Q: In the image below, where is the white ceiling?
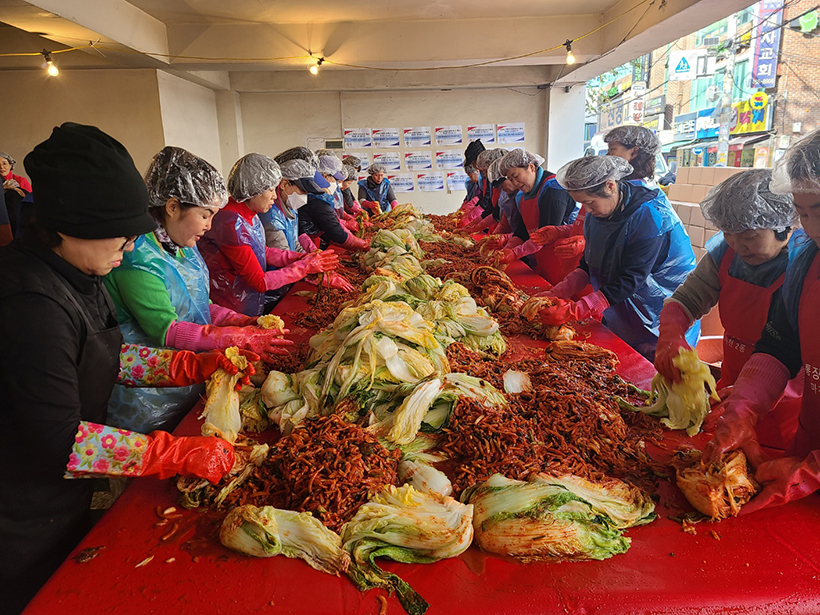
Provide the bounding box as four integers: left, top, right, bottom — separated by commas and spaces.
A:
126, 0, 618, 25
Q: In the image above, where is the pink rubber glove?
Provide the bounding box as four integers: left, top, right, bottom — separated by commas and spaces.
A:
529, 225, 569, 247
264, 251, 339, 291
390, 200, 399, 209
209, 303, 258, 327
314, 272, 355, 292
265, 247, 303, 267
546, 268, 590, 299
554, 236, 585, 260
464, 214, 494, 234
340, 233, 370, 251
740, 452, 820, 515
298, 233, 318, 253
361, 201, 382, 216
164, 322, 293, 363
704, 354, 791, 466
535, 291, 609, 325
654, 301, 693, 383
349, 201, 363, 214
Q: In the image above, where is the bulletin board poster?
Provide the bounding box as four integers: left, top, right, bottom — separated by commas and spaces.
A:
372, 128, 400, 148
345, 152, 370, 170
372, 151, 402, 171
405, 151, 433, 171
417, 172, 445, 192
447, 171, 470, 191
344, 128, 372, 148
388, 173, 415, 193
497, 123, 526, 144
403, 126, 432, 147
435, 125, 463, 146
467, 124, 496, 143
436, 150, 464, 170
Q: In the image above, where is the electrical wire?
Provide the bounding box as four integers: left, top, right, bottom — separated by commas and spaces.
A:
0, 43, 93, 58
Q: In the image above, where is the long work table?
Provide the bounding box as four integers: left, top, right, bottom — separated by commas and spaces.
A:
24, 260, 820, 615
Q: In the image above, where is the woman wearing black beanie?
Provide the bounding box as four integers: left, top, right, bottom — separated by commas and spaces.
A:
0, 123, 247, 614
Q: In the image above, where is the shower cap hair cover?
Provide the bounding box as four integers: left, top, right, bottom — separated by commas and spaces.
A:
144, 146, 228, 209
701, 169, 797, 233
227, 153, 282, 201
555, 155, 633, 192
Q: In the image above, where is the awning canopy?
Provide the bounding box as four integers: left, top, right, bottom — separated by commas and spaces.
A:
661, 139, 696, 153
728, 134, 770, 151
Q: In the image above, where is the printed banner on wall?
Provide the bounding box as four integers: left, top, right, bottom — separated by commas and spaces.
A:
435, 125, 463, 146
497, 123, 525, 144
345, 152, 370, 170
372, 128, 400, 148
446, 171, 470, 191
403, 126, 432, 147
753, 0, 785, 89
730, 94, 773, 135
405, 151, 433, 171
435, 150, 463, 170
417, 172, 445, 192
467, 124, 495, 143
388, 173, 415, 193
372, 151, 402, 171
344, 128, 372, 148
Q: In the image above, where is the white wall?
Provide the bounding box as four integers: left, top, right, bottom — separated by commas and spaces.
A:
546, 85, 587, 171
156, 71, 223, 173
240, 87, 549, 215
0, 68, 165, 177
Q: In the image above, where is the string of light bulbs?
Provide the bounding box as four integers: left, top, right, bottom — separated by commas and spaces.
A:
2, 0, 655, 77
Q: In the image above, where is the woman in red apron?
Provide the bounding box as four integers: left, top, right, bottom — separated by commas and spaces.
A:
492, 149, 578, 285
705, 129, 820, 513
655, 169, 802, 451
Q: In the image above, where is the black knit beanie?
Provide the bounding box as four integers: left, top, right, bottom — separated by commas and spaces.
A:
24, 122, 156, 239
463, 139, 486, 167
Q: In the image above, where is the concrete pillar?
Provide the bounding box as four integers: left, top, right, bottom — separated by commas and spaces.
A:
215, 90, 244, 176
547, 85, 587, 171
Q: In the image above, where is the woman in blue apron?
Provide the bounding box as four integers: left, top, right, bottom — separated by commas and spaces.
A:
527, 155, 699, 360
200, 153, 341, 316
358, 163, 397, 214
105, 147, 292, 433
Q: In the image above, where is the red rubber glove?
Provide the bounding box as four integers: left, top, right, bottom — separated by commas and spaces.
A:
535, 291, 609, 325
340, 233, 370, 251
529, 225, 566, 247
302, 250, 340, 274
654, 301, 693, 384
194, 325, 292, 363
494, 248, 516, 266
361, 200, 381, 216
553, 236, 585, 260
479, 234, 512, 252
324, 272, 355, 292
140, 431, 235, 483
548, 268, 590, 299
704, 354, 791, 466
740, 452, 820, 515
342, 217, 360, 233
167, 348, 259, 389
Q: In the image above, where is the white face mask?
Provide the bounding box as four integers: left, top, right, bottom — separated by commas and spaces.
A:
287, 191, 308, 210
326, 180, 338, 193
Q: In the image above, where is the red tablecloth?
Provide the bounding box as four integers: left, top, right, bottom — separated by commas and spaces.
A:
24, 261, 820, 615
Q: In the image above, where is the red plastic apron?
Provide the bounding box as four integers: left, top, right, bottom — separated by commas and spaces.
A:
790, 251, 820, 457
519, 175, 576, 286
716, 246, 801, 450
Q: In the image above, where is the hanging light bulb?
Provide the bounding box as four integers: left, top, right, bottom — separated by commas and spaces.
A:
564, 40, 576, 65
309, 57, 324, 75
42, 50, 59, 76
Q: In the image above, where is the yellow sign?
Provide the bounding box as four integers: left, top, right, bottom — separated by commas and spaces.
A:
750, 91, 768, 110
730, 96, 771, 135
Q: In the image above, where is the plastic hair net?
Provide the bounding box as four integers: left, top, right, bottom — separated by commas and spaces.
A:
317, 153, 344, 176
604, 125, 661, 157
771, 129, 820, 194
343, 165, 358, 181
314, 148, 337, 158
227, 153, 282, 202
368, 163, 387, 175
278, 158, 317, 182
343, 155, 362, 170
499, 149, 545, 175
275, 146, 319, 168
701, 169, 796, 233
476, 148, 508, 170
144, 146, 228, 210
556, 155, 633, 192
487, 159, 506, 183
0, 151, 16, 168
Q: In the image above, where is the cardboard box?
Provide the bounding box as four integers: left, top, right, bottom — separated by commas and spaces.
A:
676, 167, 690, 185
689, 184, 711, 204
698, 167, 716, 187
668, 183, 692, 203
687, 225, 705, 248
687, 167, 703, 186
705, 228, 719, 244
689, 204, 707, 227
694, 246, 707, 262
676, 201, 695, 224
